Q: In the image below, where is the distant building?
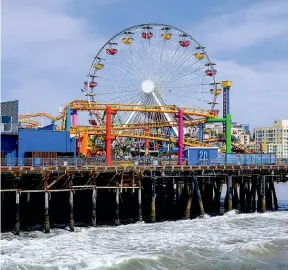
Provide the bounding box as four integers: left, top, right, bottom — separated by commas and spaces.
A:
0, 100, 19, 133
254, 120, 288, 158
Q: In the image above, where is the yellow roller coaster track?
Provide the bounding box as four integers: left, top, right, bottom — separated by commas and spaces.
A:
79, 131, 213, 148
70, 119, 206, 133
19, 100, 218, 120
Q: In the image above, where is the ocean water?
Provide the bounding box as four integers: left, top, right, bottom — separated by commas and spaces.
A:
1, 184, 288, 270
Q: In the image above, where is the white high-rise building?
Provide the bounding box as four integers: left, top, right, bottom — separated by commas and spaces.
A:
254, 120, 288, 158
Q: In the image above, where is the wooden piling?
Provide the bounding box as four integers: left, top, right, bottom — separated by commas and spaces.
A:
91, 187, 97, 227
214, 179, 222, 213
173, 179, 177, 205
138, 177, 142, 221
184, 179, 194, 219
69, 190, 74, 232
115, 185, 120, 226
232, 181, 239, 209
151, 175, 156, 223
251, 180, 257, 212
239, 178, 245, 212
261, 176, 266, 213
27, 192, 30, 203
15, 191, 20, 235
44, 191, 50, 233
245, 181, 251, 213
271, 180, 278, 210
227, 175, 233, 211
193, 176, 204, 217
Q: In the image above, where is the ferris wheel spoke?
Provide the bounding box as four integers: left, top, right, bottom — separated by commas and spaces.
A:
112, 48, 145, 81
118, 44, 148, 81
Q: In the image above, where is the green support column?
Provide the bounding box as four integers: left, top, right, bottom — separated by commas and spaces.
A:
226, 114, 232, 154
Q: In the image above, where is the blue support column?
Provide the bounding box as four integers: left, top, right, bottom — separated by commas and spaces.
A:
199, 123, 204, 142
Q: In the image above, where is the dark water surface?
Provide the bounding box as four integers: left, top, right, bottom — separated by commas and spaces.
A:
1, 184, 288, 270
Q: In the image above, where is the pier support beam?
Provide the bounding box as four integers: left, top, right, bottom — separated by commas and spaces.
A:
44, 191, 50, 233
184, 178, 194, 219
91, 187, 97, 227
69, 190, 74, 232
194, 175, 204, 217
271, 180, 278, 210
15, 191, 20, 235
227, 175, 233, 211
151, 174, 156, 223
261, 176, 266, 213
115, 185, 120, 226
138, 177, 142, 222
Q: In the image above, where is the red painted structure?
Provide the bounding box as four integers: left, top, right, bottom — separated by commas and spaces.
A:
105, 106, 116, 165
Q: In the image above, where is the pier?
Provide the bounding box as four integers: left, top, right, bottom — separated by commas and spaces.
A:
1, 157, 287, 235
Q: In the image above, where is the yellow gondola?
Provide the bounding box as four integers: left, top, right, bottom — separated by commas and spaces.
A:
194, 53, 206, 60
210, 89, 222, 95
122, 37, 134, 45
161, 33, 172, 40
93, 63, 104, 70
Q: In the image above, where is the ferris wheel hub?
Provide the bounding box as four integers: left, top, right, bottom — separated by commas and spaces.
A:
141, 79, 155, 93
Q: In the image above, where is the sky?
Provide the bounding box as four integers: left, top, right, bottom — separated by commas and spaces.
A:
2, 0, 288, 129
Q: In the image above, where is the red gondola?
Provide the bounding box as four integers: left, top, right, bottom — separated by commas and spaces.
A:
179, 40, 191, 47
106, 48, 118, 55
89, 82, 98, 88
89, 120, 97, 125
205, 69, 217, 76
141, 32, 153, 39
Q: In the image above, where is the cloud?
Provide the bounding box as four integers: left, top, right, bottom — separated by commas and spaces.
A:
190, 0, 288, 128
2, 0, 104, 118
194, 0, 288, 52
215, 59, 287, 128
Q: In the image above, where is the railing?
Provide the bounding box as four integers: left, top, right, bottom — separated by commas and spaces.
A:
0, 157, 180, 167
1, 157, 288, 167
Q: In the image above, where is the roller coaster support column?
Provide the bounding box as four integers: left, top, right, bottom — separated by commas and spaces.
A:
199, 122, 204, 142
65, 106, 71, 131
71, 110, 78, 127
226, 113, 232, 154
106, 106, 116, 166
206, 113, 232, 154
178, 109, 184, 165
145, 128, 149, 156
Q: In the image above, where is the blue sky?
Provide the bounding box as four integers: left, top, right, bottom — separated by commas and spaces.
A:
2, 0, 288, 128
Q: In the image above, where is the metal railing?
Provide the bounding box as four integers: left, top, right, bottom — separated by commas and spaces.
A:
0, 157, 180, 167
1, 157, 288, 167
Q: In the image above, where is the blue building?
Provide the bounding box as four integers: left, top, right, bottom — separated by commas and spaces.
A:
1, 100, 76, 164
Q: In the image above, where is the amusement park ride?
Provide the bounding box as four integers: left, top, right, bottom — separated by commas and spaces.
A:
18, 24, 255, 164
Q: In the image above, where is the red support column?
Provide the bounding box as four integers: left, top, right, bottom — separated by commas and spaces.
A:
106, 106, 113, 166
145, 127, 149, 156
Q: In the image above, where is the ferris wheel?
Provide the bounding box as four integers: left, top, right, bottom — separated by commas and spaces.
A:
83, 24, 220, 136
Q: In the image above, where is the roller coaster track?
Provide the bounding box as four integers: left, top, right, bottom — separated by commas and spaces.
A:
19, 100, 217, 120
18, 120, 40, 128
78, 131, 213, 148
70, 120, 205, 133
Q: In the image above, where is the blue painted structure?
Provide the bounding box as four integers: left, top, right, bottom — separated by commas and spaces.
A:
184, 147, 219, 165
18, 129, 76, 158
1, 134, 18, 159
